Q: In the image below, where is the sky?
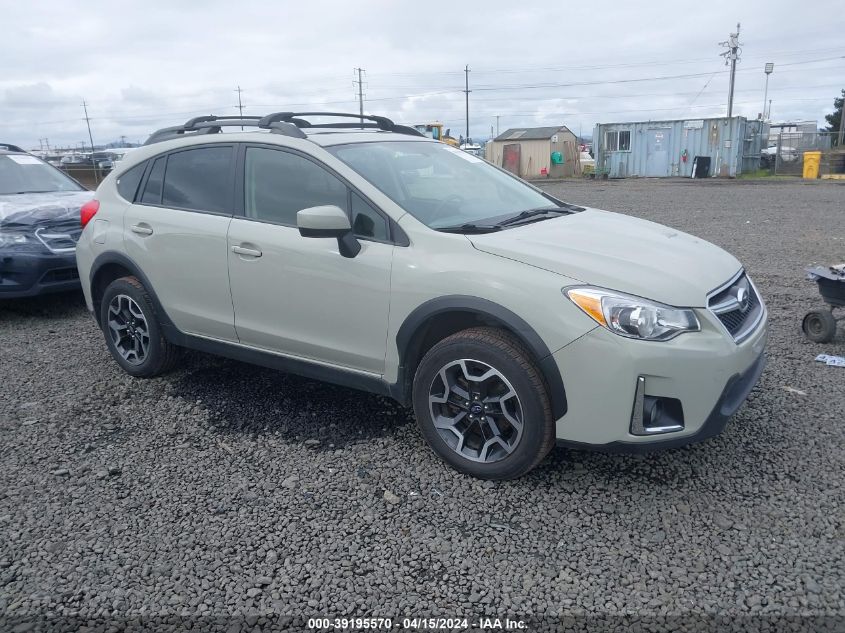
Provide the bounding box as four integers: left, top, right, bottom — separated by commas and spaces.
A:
1, 0, 843, 150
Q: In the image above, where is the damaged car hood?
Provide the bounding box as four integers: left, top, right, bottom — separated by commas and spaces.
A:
0, 191, 94, 227
467, 208, 741, 307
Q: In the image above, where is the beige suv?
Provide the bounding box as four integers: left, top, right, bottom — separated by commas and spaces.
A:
75, 112, 767, 479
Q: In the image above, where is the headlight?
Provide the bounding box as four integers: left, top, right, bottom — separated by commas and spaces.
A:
564, 286, 700, 341
0, 232, 30, 248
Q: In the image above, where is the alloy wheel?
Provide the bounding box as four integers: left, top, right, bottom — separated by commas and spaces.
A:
428, 358, 524, 463
107, 294, 150, 366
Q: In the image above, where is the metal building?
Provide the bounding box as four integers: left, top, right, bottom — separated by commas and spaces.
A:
485, 126, 580, 178
593, 116, 767, 178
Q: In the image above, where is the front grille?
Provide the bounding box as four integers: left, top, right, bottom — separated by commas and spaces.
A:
35, 219, 82, 254
708, 272, 764, 343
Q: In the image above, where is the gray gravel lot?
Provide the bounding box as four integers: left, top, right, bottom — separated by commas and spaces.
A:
1, 179, 844, 631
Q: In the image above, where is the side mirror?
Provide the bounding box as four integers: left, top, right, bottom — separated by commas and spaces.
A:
297, 205, 361, 258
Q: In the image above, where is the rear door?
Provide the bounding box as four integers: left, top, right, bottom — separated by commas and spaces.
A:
124, 144, 237, 341
226, 145, 394, 374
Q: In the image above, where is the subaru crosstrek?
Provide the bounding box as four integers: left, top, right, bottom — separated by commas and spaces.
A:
1, 144, 92, 298
75, 112, 767, 479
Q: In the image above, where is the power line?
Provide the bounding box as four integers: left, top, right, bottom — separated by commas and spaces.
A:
363, 45, 845, 78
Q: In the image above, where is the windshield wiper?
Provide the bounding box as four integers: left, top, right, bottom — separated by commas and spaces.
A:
435, 223, 503, 234
496, 206, 571, 227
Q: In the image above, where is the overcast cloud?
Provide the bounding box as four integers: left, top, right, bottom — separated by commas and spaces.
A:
1, 0, 843, 149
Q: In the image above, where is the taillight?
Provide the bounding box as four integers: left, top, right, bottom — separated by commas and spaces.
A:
80, 199, 99, 228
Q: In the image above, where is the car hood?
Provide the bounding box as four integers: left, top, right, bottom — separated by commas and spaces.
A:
0, 191, 93, 227
467, 208, 741, 307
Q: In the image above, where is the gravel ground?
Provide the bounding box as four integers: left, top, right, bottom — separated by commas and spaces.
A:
1, 179, 843, 632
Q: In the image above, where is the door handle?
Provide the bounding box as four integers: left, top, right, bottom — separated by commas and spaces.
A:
231, 244, 262, 258
131, 223, 153, 236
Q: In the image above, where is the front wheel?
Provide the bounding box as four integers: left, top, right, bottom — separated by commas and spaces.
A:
412, 327, 556, 480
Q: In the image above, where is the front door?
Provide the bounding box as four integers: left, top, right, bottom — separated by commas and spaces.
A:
645, 129, 671, 177
124, 145, 237, 341
227, 146, 393, 374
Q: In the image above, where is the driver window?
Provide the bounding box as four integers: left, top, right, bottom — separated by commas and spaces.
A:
245, 147, 347, 225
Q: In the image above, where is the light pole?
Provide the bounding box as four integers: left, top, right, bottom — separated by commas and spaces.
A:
762, 63, 773, 120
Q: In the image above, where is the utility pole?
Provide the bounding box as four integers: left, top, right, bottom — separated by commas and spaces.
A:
81, 100, 99, 184
354, 68, 365, 128
120, 135, 127, 147
719, 23, 742, 118
235, 85, 245, 129
464, 65, 471, 146
838, 101, 845, 147
495, 115, 500, 137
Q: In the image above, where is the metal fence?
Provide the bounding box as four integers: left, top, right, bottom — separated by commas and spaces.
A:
763, 131, 843, 176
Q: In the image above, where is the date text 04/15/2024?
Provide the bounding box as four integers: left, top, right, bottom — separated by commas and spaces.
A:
306, 617, 528, 630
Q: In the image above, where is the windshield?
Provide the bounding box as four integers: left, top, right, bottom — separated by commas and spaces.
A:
328, 141, 561, 229
0, 154, 84, 195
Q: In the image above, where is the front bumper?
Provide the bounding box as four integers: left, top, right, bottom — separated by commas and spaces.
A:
0, 250, 80, 299
552, 305, 768, 451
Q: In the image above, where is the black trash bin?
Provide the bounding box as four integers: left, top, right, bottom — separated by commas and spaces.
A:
691, 156, 711, 179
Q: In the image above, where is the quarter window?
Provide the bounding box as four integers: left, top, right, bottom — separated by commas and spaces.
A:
140, 157, 165, 205
244, 147, 347, 225
116, 161, 147, 202
162, 147, 233, 213
351, 192, 389, 241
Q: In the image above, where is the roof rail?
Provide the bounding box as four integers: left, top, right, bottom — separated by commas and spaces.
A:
144, 111, 424, 145
0, 143, 25, 152
258, 112, 424, 137
144, 115, 306, 145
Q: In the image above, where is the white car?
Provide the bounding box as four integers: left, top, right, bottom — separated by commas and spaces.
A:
761, 146, 799, 162
75, 112, 767, 479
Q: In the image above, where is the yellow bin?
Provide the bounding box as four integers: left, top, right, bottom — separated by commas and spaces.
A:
803, 151, 822, 179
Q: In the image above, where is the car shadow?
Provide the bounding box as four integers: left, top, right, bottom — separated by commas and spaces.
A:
171, 353, 415, 449
0, 290, 86, 322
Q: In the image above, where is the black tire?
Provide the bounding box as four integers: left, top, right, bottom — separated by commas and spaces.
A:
802, 310, 837, 343
412, 327, 556, 480
99, 276, 181, 377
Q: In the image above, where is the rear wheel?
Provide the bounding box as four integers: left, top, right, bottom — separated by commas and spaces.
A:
802, 309, 837, 343
412, 327, 556, 480
100, 276, 181, 377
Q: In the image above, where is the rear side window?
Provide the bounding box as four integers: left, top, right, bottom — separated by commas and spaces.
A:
162, 146, 233, 213
244, 147, 347, 225
140, 157, 165, 205
116, 161, 146, 202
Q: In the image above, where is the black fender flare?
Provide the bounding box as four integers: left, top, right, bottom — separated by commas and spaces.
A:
393, 295, 567, 419
88, 251, 176, 333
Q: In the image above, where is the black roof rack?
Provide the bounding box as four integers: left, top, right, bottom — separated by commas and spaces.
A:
0, 143, 25, 153
144, 115, 306, 145
144, 111, 424, 145
258, 112, 424, 137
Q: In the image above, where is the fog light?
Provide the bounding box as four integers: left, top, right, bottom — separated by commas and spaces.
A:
631, 377, 685, 435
